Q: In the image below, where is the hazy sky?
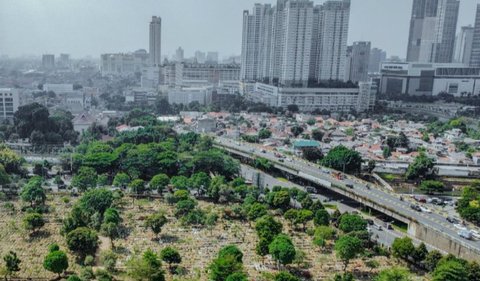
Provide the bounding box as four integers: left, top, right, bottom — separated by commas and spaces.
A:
0, 0, 478, 59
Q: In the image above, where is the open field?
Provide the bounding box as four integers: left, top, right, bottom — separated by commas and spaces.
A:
0, 194, 418, 281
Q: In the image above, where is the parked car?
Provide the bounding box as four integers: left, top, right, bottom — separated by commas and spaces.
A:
470, 230, 480, 240
346, 184, 354, 189
372, 224, 383, 231
366, 219, 374, 225
305, 186, 317, 194
419, 206, 432, 213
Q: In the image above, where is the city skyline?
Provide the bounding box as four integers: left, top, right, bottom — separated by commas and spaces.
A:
0, 0, 478, 59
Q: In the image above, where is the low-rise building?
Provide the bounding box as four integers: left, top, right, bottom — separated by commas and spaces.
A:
101, 50, 149, 77
168, 87, 212, 106
0, 88, 19, 120
380, 62, 480, 97
246, 82, 376, 112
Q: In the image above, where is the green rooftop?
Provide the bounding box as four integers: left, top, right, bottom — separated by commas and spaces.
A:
293, 140, 320, 149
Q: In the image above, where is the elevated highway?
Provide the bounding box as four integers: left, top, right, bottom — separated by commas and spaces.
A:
214, 138, 480, 261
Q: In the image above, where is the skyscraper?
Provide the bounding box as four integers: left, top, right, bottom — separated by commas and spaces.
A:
195, 51, 206, 63
149, 16, 162, 66
206, 52, 219, 64
454, 26, 474, 64
311, 0, 351, 81
470, 5, 480, 67
345, 41, 371, 83
240, 0, 350, 86
175, 47, 184, 62
42, 54, 55, 69
406, 0, 459, 63
369, 48, 387, 73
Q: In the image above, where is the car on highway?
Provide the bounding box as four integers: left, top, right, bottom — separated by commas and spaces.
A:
419, 206, 432, 213
346, 184, 354, 189
454, 223, 468, 231
366, 219, 374, 225
471, 230, 480, 240
372, 224, 383, 231
261, 149, 266, 153
305, 186, 317, 194
458, 229, 473, 240
446, 216, 460, 224
410, 204, 422, 212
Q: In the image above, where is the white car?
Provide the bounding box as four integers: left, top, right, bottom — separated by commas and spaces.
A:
470, 230, 480, 239
419, 206, 432, 213
454, 224, 468, 231
458, 229, 473, 240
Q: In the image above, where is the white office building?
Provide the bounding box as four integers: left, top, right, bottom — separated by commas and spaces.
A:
380, 62, 480, 97
161, 62, 240, 90
0, 88, 19, 120
149, 16, 162, 66
100, 50, 149, 76
141, 66, 161, 88
246, 81, 375, 112
168, 87, 212, 106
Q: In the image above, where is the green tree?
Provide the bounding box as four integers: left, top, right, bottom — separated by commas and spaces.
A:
405, 152, 435, 180
275, 271, 300, 281
160, 247, 181, 271
0, 164, 11, 186
301, 147, 323, 162
3, 251, 20, 279
269, 234, 296, 267
294, 209, 313, 230
311, 129, 324, 141
145, 213, 168, 239
101, 222, 120, 248
20, 176, 46, 207
258, 129, 272, 139
175, 199, 197, 217
313, 226, 336, 247
66, 227, 99, 258
255, 215, 283, 242
433, 260, 469, 281
112, 172, 130, 189
23, 212, 45, 235
103, 208, 121, 225
321, 145, 362, 174
149, 174, 170, 194
420, 180, 444, 194
383, 147, 392, 159
412, 242, 428, 264
43, 250, 69, 277
338, 214, 367, 233
424, 250, 443, 272
72, 167, 98, 192
374, 267, 412, 281
287, 104, 299, 113
314, 209, 330, 226
226, 272, 248, 281
291, 126, 304, 137
335, 235, 363, 272
126, 249, 165, 281
268, 190, 291, 210
247, 203, 268, 221
218, 245, 243, 263
129, 179, 146, 195
170, 176, 190, 190
392, 237, 415, 261
209, 255, 243, 281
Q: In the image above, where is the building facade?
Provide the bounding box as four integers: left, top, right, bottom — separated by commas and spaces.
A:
0, 88, 19, 120
240, 0, 350, 85
345, 41, 371, 82
406, 0, 459, 63
167, 87, 212, 106
100, 50, 149, 76
246, 81, 375, 112
161, 62, 240, 89
149, 16, 162, 66
42, 54, 55, 69
380, 62, 480, 97
369, 48, 387, 73
454, 26, 474, 64
175, 47, 184, 62
470, 5, 480, 67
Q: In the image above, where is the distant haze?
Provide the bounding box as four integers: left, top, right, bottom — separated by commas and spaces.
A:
0, 0, 478, 59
